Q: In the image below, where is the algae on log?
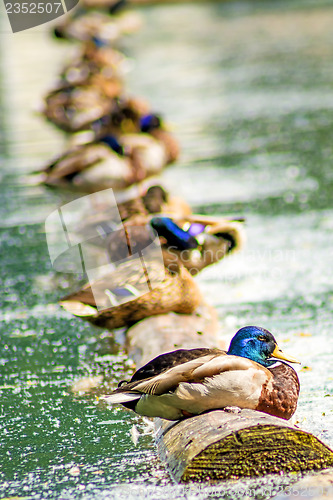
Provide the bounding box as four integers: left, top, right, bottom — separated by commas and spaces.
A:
126, 307, 333, 483
155, 409, 333, 483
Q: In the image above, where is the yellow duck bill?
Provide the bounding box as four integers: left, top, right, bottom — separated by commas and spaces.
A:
271, 344, 301, 364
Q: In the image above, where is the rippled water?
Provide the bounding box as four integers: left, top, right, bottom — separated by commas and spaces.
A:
1, 1, 333, 498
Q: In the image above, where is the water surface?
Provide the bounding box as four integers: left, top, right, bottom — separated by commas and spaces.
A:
1, 1, 333, 498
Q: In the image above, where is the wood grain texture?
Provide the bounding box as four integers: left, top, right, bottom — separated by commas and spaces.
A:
155, 409, 333, 483
124, 304, 333, 483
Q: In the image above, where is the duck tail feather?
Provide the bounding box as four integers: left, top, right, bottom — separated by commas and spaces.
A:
103, 392, 140, 404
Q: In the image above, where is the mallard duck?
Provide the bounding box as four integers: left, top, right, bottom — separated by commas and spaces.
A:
43, 76, 123, 133
104, 326, 300, 420
119, 131, 178, 176
53, 5, 142, 43
87, 112, 179, 160
145, 214, 245, 274
60, 261, 202, 330
64, 211, 243, 274
86, 112, 179, 164
58, 39, 127, 87
141, 185, 192, 218
41, 135, 135, 192
62, 96, 151, 140
40, 133, 171, 193
108, 184, 192, 222
136, 114, 180, 164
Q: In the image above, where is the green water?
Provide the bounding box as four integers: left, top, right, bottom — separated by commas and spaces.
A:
1, 1, 333, 498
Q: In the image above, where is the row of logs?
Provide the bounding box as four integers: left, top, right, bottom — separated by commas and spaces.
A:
37, 0, 333, 489
39, 0, 245, 353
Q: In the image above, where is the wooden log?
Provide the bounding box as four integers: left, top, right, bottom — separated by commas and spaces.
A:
155, 409, 333, 483
124, 305, 333, 483
125, 300, 222, 367
124, 310, 333, 483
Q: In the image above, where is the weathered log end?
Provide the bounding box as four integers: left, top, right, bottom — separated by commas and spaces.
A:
125, 301, 222, 367
155, 409, 333, 483
183, 425, 333, 482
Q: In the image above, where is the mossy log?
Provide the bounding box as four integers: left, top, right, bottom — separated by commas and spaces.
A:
155, 409, 333, 483
124, 305, 333, 483
125, 301, 222, 367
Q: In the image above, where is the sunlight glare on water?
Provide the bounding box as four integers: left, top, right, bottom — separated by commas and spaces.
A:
1, 0, 333, 498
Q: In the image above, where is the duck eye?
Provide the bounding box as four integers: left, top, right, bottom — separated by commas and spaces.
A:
257, 335, 267, 342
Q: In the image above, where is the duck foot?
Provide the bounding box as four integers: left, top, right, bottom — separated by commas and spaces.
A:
223, 406, 241, 414
181, 410, 195, 418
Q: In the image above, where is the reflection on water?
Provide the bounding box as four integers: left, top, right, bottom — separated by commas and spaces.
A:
1, 0, 333, 498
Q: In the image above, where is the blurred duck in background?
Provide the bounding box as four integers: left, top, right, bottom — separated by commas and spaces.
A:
52, 0, 142, 43
58, 210, 244, 330
59, 183, 192, 224
58, 38, 129, 87
116, 213, 245, 274
39, 127, 178, 192
42, 76, 125, 133
62, 209, 245, 278
59, 258, 203, 330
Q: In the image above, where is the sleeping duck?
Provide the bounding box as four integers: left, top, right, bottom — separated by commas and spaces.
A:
86, 96, 152, 138
43, 76, 123, 133
40, 134, 172, 193
137, 114, 180, 164
138, 214, 245, 274
91, 184, 192, 223
104, 326, 300, 420
87, 112, 179, 160
88, 112, 180, 164
59, 260, 202, 330
62, 211, 244, 274
53, 5, 142, 43
42, 37, 127, 127
41, 135, 136, 192
58, 39, 127, 88
43, 89, 150, 136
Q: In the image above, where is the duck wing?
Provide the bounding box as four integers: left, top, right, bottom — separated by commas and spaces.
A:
132, 354, 272, 396
45, 144, 110, 180
131, 347, 224, 382
109, 348, 228, 399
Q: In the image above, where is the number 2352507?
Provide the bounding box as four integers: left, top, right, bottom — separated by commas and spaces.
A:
5, 2, 63, 14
